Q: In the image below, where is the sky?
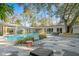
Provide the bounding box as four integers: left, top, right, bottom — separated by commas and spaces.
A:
8, 3, 60, 26
10, 3, 23, 14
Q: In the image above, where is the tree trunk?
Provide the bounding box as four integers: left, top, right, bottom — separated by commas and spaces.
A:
64, 21, 73, 33
66, 25, 73, 33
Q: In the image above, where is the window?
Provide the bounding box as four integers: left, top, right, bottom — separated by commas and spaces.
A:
57, 28, 62, 33
60, 28, 62, 33
47, 28, 52, 33
51, 28, 53, 32
57, 28, 59, 33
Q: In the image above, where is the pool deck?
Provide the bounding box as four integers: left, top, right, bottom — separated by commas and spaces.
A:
0, 39, 39, 56
42, 35, 79, 56
0, 35, 79, 56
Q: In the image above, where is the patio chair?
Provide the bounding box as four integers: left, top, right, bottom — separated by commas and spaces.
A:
33, 33, 43, 47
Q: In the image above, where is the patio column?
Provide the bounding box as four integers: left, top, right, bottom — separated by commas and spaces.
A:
25, 29, 27, 33
45, 28, 47, 34
14, 26, 17, 35
42, 28, 45, 32
28, 28, 30, 33
27, 29, 28, 33
22, 29, 26, 34
3, 25, 8, 35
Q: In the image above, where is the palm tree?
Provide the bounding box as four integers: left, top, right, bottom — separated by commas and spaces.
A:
0, 3, 14, 35
0, 3, 14, 22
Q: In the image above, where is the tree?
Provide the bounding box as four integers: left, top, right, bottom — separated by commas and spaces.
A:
30, 16, 37, 27
3, 17, 10, 23
39, 17, 46, 27
74, 17, 79, 25
14, 19, 21, 25
56, 3, 79, 33
0, 3, 14, 23
0, 3, 14, 35
18, 4, 33, 27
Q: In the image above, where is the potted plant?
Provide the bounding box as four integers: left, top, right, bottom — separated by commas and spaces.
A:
25, 37, 34, 48
15, 37, 34, 47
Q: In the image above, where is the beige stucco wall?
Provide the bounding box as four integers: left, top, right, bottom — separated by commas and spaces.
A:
45, 25, 66, 33
73, 25, 79, 33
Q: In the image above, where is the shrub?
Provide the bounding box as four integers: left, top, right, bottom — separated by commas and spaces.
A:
39, 32, 47, 39
15, 37, 34, 45
15, 39, 26, 44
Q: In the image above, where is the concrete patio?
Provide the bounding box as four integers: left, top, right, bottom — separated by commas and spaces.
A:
0, 35, 79, 56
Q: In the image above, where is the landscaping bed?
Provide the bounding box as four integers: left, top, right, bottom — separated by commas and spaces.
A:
15, 33, 47, 46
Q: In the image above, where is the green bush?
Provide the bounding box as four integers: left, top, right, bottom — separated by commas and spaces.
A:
15, 39, 26, 44
15, 37, 34, 45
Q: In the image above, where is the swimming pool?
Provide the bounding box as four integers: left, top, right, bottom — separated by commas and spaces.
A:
5, 33, 38, 41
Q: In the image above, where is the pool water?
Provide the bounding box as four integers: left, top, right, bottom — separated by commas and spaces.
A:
5, 33, 38, 41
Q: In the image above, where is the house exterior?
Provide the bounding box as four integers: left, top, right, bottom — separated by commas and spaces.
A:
0, 23, 79, 36
28, 25, 79, 34
28, 25, 66, 34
